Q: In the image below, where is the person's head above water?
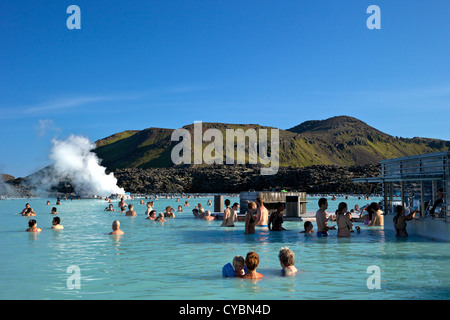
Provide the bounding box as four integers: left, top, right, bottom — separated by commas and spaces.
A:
232, 255, 245, 275
303, 221, 313, 231
336, 202, 348, 215
112, 220, 120, 230
318, 198, 328, 210
245, 252, 260, 271
278, 247, 295, 267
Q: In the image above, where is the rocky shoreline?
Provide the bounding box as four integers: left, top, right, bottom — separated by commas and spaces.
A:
113, 164, 381, 194
2, 164, 381, 196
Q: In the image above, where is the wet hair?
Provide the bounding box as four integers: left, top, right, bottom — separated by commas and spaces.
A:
366, 203, 375, 220
149, 210, 156, 216
335, 202, 348, 215
278, 247, 295, 267
224, 199, 231, 206
232, 202, 239, 208
52, 207, 57, 212
26, 208, 32, 213
395, 205, 404, 215
318, 198, 327, 208
128, 204, 134, 209
53, 216, 61, 224
245, 252, 259, 271
370, 202, 380, 211
28, 219, 36, 227
304, 221, 312, 230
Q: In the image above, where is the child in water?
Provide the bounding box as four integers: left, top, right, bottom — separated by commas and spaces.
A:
222, 255, 246, 278
299, 221, 315, 234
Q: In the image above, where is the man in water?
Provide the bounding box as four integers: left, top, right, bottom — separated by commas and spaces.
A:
118, 198, 127, 209
202, 210, 215, 221
255, 197, 268, 227
109, 220, 124, 235
125, 204, 137, 216
315, 198, 336, 236
51, 216, 64, 230
104, 204, 115, 212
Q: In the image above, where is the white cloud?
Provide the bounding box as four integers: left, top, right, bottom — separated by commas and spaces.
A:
34, 119, 61, 137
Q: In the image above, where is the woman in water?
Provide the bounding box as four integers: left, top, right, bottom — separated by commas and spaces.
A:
165, 206, 175, 218
336, 202, 353, 237
393, 206, 417, 237
278, 247, 297, 276
244, 202, 258, 234
268, 202, 286, 231
368, 202, 384, 226
242, 252, 264, 280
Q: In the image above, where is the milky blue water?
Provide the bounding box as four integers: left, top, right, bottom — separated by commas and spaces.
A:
1, 195, 449, 300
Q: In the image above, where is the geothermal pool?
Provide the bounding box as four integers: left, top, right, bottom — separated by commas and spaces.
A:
1, 195, 450, 300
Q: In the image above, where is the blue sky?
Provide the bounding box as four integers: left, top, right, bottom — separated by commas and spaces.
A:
1, 0, 449, 177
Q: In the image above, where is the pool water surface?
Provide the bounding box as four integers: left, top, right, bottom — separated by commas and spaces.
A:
1, 196, 449, 300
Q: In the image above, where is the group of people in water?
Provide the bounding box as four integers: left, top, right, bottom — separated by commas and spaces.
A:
217, 196, 416, 238
20, 194, 417, 239
19, 202, 64, 232
222, 247, 298, 280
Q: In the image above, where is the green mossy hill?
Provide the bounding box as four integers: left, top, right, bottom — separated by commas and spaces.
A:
94, 116, 450, 171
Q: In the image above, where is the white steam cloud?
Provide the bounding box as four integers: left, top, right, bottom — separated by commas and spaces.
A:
48, 135, 125, 196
